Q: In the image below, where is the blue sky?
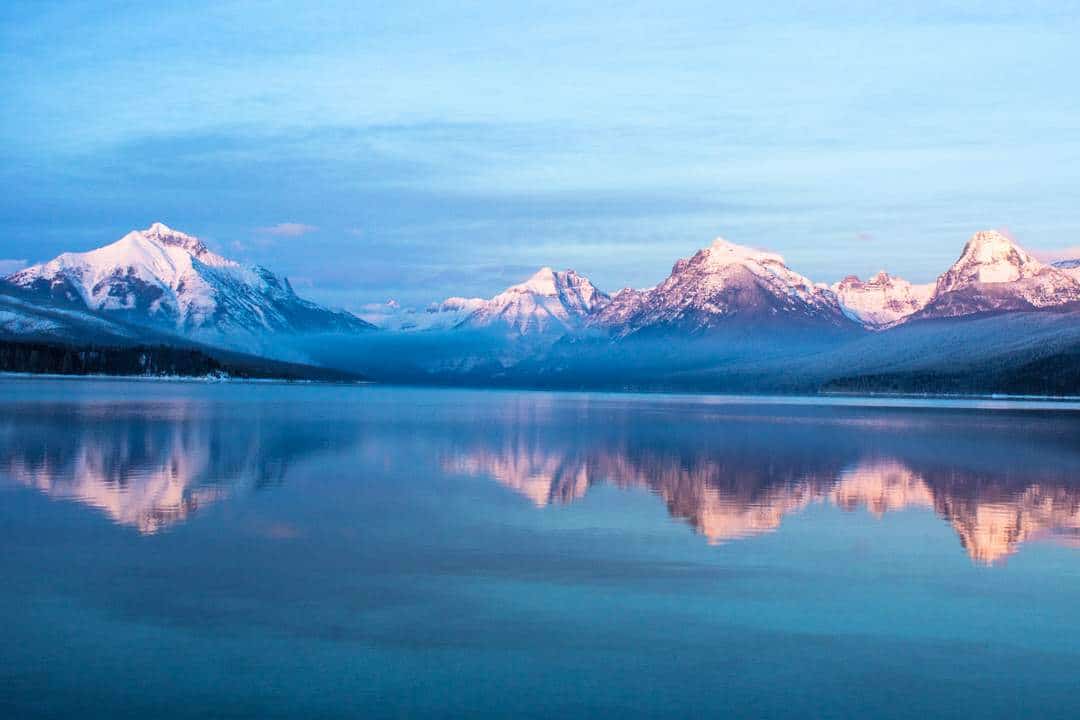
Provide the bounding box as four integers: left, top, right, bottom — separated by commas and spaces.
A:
3, 1, 1080, 309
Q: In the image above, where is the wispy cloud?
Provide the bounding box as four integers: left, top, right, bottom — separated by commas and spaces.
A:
256, 222, 319, 237
0, 259, 27, 275
1032, 246, 1080, 263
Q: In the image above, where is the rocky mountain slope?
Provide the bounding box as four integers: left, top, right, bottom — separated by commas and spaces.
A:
913, 230, 1080, 320
455, 267, 610, 335
591, 238, 857, 336
367, 230, 1080, 339
831, 272, 934, 328
2, 223, 374, 351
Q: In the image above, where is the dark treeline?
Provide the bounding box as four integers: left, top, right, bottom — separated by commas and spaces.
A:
0, 339, 364, 382
823, 345, 1080, 397
0, 340, 225, 376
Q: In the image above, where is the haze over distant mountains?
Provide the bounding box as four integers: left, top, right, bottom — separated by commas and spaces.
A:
3, 223, 1080, 394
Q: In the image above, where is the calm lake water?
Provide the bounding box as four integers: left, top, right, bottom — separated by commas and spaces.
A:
3, 378, 1080, 719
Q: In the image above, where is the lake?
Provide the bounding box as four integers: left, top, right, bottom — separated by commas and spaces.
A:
2, 378, 1080, 719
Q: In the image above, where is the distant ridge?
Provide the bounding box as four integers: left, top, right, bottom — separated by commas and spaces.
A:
370, 229, 1080, 335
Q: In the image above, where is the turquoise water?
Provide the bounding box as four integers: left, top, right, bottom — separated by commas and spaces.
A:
2, 378, 1080, 719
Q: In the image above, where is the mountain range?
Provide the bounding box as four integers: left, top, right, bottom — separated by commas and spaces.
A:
3, 223, 1080, 393
368, 228, 1080, 335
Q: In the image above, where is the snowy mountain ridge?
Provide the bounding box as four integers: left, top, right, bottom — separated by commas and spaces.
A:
368, 229, 1080, 338
831, 272, 935, 329
1, 223, 373, 351
458, 267, 610, 335
9, 226, 1080, 351
914, 230, 1080, 319
589, 237, 855, 336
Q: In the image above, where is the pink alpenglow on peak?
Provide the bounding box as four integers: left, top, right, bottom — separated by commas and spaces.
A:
915, 230, 1080, 319
456, 267, 611, 335
936, 230, 1045, 292
376, 267, 611, 335
2, 223, 373, 350
592, 236, 855, 336
831, 271, 934, 328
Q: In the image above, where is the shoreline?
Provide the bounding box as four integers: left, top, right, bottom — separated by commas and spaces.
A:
4, 371, 1079, 404
0, 371, 371, 387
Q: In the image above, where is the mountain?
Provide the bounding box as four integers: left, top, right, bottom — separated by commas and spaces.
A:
0, 291, 142, 345
361, 230, 1080, 345
361, 296, 489, 332
1, 223, 374, 351
365, 268, 609, 336
831, 272, 934, 328
592, 238, 857, 336
1054, 258, 1080, 282
448, 267, 609, 335
914, 230, 1080, 320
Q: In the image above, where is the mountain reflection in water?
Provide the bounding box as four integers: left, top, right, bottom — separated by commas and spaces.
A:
441, 401, 1080, 565
2, 384, 1079, 566
0, 398, 361, 533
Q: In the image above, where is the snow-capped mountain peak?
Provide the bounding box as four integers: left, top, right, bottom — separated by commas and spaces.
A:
702, 237, 786, 268
593, 236, 856, 335
516, 266, 561, 294
2, 223, 372, 349
366, 267, 610, 336
936, 230, 1044, 293
915, 230, 1080, 319
831, 271, 934, 328
141, 222, 214, 257
458, 267, 610, 335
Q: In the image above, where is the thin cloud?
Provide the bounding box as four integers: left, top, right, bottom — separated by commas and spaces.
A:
256, 222, 319, 237
0, 259, 27, 275
1032, 246, 1080, 263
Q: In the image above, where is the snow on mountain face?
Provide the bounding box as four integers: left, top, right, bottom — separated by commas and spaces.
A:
2, 223, 373, 347
916, 231, 1080, 319
426, 297, 488, 328
1053, 259, 1080, 282
591, 286, 650, 328
593, 238, 855, 336
831, 272, 934, 328
936, 230, 1044, 292
360, 296, 488, 331
455, 267, 610, 335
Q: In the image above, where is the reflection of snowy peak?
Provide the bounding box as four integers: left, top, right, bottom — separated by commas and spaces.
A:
0, 403, 360, 534
832, 272, 934, 328
446, 439, 1080, 564
2, 223, 373, 348
593, 238, 854, 335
